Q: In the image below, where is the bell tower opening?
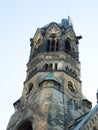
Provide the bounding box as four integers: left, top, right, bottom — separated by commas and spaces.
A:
46, 40, 50, 51
17, 121, 33, 130
65, 40, 71, 53
51, 38, 55, 51
46, 34, 59, 52
56, 39, 59, 51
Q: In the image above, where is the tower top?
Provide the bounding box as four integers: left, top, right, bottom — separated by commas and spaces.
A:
44, 16, 73, 29
29, 17, 82, 64
7, 17, 96, 130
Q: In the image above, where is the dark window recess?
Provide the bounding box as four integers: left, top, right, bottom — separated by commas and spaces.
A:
45, 64, 48, 70
56, 39, 59, 51
46, 40, 50, 51
46, 39, 59, 52
17, 121, 33, 130
50, 63, 53, 70
35, 67, 37, 70
45, 63, 53, 70
55, 63, 58, 70
51, 39, 55, 51
65, 40, 71, 52
27, 126, 32, 130
66, 66, 69, 71
93, 127, 97, 130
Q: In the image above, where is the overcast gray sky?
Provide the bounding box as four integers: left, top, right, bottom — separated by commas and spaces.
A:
0, 0, 98, 130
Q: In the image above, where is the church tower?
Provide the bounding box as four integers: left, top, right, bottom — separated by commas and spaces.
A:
7, 17, 93, 130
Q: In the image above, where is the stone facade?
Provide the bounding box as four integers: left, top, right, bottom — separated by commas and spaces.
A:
6, 17, 98, 130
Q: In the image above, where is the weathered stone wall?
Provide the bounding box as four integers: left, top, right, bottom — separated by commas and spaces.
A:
7, 19, 93, 130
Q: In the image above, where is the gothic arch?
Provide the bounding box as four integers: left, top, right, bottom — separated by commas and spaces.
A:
93, 126, 97, 130
65, 38, 72, 53
14, 118, 33, 130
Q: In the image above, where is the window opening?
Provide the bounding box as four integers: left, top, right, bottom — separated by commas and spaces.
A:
93, 127, 97, 130
45, 64, 48, 70
51, 39, 55, 51
55, 63, 58, 70
50, 63, 53, 70
56, 39, 59, 51
35, 67, 37, 70
46, 40, 50, 51
17, 121, 33, 130
65, 40, 71, 53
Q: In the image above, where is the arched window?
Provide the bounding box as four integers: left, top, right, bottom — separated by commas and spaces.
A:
46, 40, 50, 51
46, 38, 59, 52
56, 39, 59, 51
51, 39, 55, 51
45, 63, 53, 71
93, 126, 97, 130
65, 40, 71, 53
55, 63, 58, 70
17, 121, 33, 130
45, 64, 48, 70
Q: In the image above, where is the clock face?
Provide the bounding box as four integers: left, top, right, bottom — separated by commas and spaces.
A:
68, 81, 75, 93
67, 80, 81, 98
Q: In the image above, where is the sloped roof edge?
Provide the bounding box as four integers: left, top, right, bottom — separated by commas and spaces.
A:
74, 104, 98, 130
